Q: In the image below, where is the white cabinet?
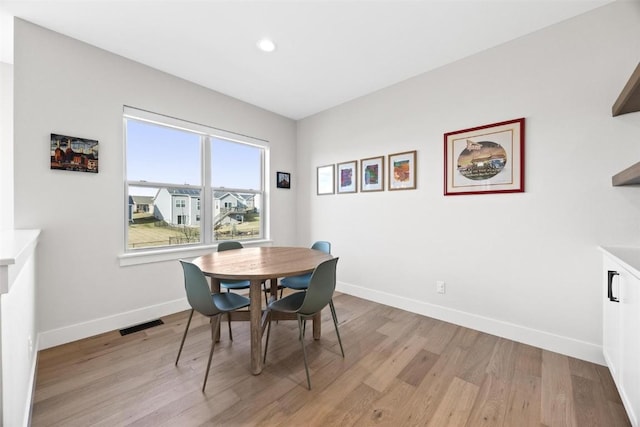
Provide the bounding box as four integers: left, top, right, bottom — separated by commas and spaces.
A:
602, 248, 640, 427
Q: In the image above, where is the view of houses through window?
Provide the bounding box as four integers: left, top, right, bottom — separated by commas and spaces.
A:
125, 108, 266, 250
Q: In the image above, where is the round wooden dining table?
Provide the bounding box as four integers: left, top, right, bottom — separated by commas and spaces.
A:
192, 246, 334, 374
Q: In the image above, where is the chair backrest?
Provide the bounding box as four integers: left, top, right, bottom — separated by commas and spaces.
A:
298, 257, 339, 315
311, 241, 331, 254
180, 260, 220, 316
218, 241, 243, 252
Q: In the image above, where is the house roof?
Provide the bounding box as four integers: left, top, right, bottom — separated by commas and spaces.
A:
164, 188, 201, 197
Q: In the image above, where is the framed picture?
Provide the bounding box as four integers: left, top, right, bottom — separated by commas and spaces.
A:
50, 133, 99, 173
360, 156, 385, 192
444, 118, 525, 196
337, 160, 357, 193
317, 164, 335, 195
388, 150, 417, 190
276, 171, 291, 188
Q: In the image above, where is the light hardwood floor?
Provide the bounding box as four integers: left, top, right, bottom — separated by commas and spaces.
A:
32, 293, 631, 426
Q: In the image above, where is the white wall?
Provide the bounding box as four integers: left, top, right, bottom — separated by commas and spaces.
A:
13, 19, 298, 348
296, 1, 640, 364
0, 61, 13, 231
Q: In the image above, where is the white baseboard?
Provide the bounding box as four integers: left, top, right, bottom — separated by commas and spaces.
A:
37, 298, 190, 350
337, 281, 605, 366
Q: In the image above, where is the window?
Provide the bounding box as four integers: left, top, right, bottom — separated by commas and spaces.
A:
124, 107, 267, 251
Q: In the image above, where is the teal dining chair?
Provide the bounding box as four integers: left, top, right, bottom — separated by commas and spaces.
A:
279, 241, 331, 296
217, 241, 271, 336
175, 260, 250, 392
217, 241, 252, 340
263, 257, 344, 390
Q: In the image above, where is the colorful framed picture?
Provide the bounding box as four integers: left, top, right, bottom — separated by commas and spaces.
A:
276, 171, 291, 189
50, 133, 99, 173
360, 156, 385, 192
337, 160, 357, 193
444, 118, 525, 196
317, 164, 335, 195
388, 150, 416, 190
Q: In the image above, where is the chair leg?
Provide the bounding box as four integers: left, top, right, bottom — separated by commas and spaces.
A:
329, 300, 345, 358
203, 314, 222, 393
175, 309, 194, 366
227, 311, 233, 341
263, 311, 272, 364
297, 315, 311, 390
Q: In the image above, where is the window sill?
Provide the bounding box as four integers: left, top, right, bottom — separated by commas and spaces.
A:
118, 239, 273, 267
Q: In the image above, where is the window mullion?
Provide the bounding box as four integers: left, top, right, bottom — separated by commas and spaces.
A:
202, 135, 213, 245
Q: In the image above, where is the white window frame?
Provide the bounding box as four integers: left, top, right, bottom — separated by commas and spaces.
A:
120, 106, 270, 266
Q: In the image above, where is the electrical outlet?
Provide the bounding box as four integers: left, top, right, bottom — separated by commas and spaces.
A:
27, 336, 33, 354
436, 280, 446, 294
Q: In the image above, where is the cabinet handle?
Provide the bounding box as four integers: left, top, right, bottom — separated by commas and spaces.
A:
608, 270, 620, 302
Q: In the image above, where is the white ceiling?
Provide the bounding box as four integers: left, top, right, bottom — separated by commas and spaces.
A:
0, 0, 613, 120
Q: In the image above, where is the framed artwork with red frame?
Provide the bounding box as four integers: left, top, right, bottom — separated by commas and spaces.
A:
444, 118, 524, 196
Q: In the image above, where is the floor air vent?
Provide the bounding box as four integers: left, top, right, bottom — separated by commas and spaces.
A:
119, 319, 164, 336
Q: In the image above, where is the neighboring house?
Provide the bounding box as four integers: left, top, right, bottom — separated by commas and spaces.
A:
151, 188, 256, 227
131, 196, 154, 214
213, 191, 257, 227
154, 188, 201, 226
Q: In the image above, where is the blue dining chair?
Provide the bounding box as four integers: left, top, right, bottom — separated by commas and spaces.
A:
279, 241, 331, 297
218, 241, 270, 338
263, 257, 344, 390
175, 260, 250, 392
217, 241, 252, 340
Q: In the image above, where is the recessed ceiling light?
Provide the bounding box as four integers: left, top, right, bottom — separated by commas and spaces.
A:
257, 38, 276, 53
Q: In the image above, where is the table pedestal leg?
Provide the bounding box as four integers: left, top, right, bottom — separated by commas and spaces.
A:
250, 279, 263, 375
313, 312, 321, 340
269, 277, 278, 302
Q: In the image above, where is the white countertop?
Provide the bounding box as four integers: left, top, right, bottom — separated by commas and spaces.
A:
600, 246, 640, 278
0, 229, 40, 265
0, 229, 41, 293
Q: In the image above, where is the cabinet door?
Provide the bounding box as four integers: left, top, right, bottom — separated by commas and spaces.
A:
620, 270, 640, 427
603, 254, 640, 427
603, 256, 622, 378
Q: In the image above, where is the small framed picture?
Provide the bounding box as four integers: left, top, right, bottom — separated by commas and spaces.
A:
276, 171, 291, 189
360, 156, 384, 192
337, 160, 357, 193
388, 150, 417, 190
50, 133, 99, 173
444, 118, 524, 196
317, 164, 335, 195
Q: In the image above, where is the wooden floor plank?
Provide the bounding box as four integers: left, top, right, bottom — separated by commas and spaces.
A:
396, 348, 440, 387
502, 343, 542, 427
352, 379, 415, 425
571, 374, 620, 427
31, 294, 631, 426
541, 350, 578, 427
427, 376, 479, 426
